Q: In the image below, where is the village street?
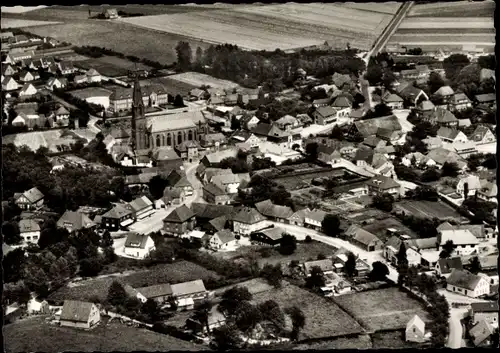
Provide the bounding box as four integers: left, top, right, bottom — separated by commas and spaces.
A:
184, 162, 205, 207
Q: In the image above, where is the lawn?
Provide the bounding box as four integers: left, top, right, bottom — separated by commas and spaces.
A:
4, 316, 206, 352
213, 278, 275, 297
251, 282, 365, 339
293, 334, 373, 350
72, 56, 153, 77
213, 240, 338, 267
394, 200, 464, 221
333, 287, 431, 332
371, 330, 427, 349
146, 76, 198, 97
48, 261, 220, 304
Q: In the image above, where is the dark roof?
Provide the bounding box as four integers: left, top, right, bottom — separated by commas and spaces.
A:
102, 204, 133, 219
315, 106, 337, 118
209, 215, 229, 231
475, 93, 496, 103
470, 302, 499, 313
190, 203, 235, 220
446, 269, 484, 290
57, 211, 95, 231
171, 280, 206, 297
203, 183, 227, 196
20, 187, 44, 203
60, 300, 94, 323
232, 207, 267, 224
137, 284, 172, 298
257, 227, 285, 241
255, 199, 293, 219
332, 95, 352, 108
437, 257, 463, 274
164, 205, 195, 223
354, 115, 401, 138
250, 123, 273, 137
124, 232, 151, 249
128, 196, 153, 213
163, 186, 184, 201
214, 229, 236, 244
432, 108, 458, 123
18, 219, 41, 233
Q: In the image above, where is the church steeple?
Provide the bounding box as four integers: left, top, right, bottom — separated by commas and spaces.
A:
130, 72, 145, 153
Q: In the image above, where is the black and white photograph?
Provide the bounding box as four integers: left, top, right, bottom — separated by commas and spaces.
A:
1, 1, 497, 351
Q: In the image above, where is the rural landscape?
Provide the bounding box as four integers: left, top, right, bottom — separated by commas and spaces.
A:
2, 1, 498, 352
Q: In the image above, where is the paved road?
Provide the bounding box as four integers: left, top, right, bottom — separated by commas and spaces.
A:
267, 221, 399, 283
184, 162, 205, 207
127, 208, 172, 234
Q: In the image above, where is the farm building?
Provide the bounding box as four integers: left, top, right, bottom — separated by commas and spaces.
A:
303, 259, 334, 277
209, 229, 238, 251
469, 320, 495, 347
136, 284, 172, 304
171, 280, 209, 311
365, 175, 401, 197
304, 209, 328, 231
435, 257, 463, 278
128, 195, 154, 220
57, 210, 96, 233
101, 204, 134, 231
255, 199, 294, 223
163, 205, 196, 236
232, 207, 268, 236
446, 269, 490, 298
348, 227, 383, 252
405, 315, 427, 343
123, 232, 155, 259
437, 229, 479, 256
59, 300, 101, 329
14, 187, 44, 210
250, 226, 285, 246
18, 219, 41, 245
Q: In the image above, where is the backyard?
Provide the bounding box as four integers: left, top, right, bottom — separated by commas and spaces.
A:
4, 316, 206, 352
333, 287, 432, 332
394, 200, 464, 222
2, 129, 88, 153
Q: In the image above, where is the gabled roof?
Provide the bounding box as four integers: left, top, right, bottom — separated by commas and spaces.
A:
352, 228, 381, 246
209, 215, 229, 231
363, 135, 385, 148
213, 229, 236, 244
255, 200, 294, 219
354, 146, 374, 163
315, 106, 337, 118
437, 126, 461, 140
437, 257, 463, 274
382, 92, 403, 103
137, 283, 172, 298
470, 320, 495, 346
366, 175, 400, 190
19, 187, 44, 203
86, 68, 100, 77
203, 182, 227, 196
450, 92, 471, 104
60, 300, 95, 323
205, 168, 233, 183
57, 211, 95, 230
433, 107, 458, 123
232, 207, 266, 224
190, 203, 235, 220
250, 123, 273, 137
405, 237, 437, 250
163, 186, 184, 201
469, 125, 493, 142
475, 93, 496, 103
446, 269, 484, 290
171, 279, 206, 297
398, 84, 424, 100
312, 97, 331, 105
305, 209, 327, 223
152, 147, 181, 161
18, 219, 40, 233
439, 229, 479, 246
406, 315, 425, 333
204, 148, 239, 164
433, 85, 454, 97
478, 255, 497, 270
124, 232, 151, 249
212, 173, 241, 185
164, 205, 195, 223
102, 203, 133, 219
257, 226, 285, 241
55, 105, 70, 116
470, 301, 499, 313
128, 196, 153, 213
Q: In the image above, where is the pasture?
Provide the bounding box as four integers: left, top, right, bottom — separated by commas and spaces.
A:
2, 129, 87, 153
333, 287, 431, 332
394, 200, 463, 221
251, 282, 365, 339
72, 56, 152, 77
1, 18, 60, 28
4, 316, 206, 352
117, 3, 395, 51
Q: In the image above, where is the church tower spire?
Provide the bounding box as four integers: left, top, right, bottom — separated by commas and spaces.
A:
130, 72, 146, 153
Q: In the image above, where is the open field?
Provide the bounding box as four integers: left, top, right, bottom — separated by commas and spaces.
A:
408, 0, 495, 17
252, 282, 364, 339
2, 129, 88, 153
48, 261, 220, 304
341, 2, 400, 15
4, 316, 206, 352
213, 278, 275, 297
71, 56, 153, 77
213, 240, 338, 267
1, 18, 60, 28
394, 200, 463, 221
117, 3, 395, 51
166, 72, 242, 91
333, 287, 431, 332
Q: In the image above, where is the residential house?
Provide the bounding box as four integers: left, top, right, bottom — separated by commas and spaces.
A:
255, 200, 294, 223
18, 219, 41, 245
59, 300, 101, 329
452, 141, 477, 159
401, 152, 436, 169
474, 93, 496, 108
211, 173, 249, 195
56, 210, 96, 233
104, 8, 119, 19
209, 229, 238, 250
186, 305, 226, 334
174, 141, 200, 163
250, 227, 284, 246
19, 83, 37, 97
312, 97, 331, 108
477, 180, 497, 204
27, 298, 50, 315
230, 131, 261, 147
123, 232, 155, 259
384, 235, 422, 267
54, 105, 70, 123
469, 320, 495, 347
433, 85, 455, 103
405, 315, 427, 343
136, 284, 172, 304
151, 147, 183, 170
415, 100, 436, 119
366, 175, 401, 197
382, 92, 404, 109
202, 183, 231, 205
171, 280, 209, 311
2, 64, 17, 76
275, 115, 302, 131
166, 170, 193, 196
436, 126, 468, 144
189, 88, 208, 101
435, 257, 463, 278
128, 196, 154, 220
109, 84, 168, 112
232, 207, 268, 235
2, 76, 20, 91
46, 77, 68, 91
396, 83, 429, 107
86, 68, 102, 83
14, 187, 44, 210
363, 135, 386, 150
448, 92, 472, 112
19, 70, 37, 82
58, 61, 77, 75
468, 125, 496, 145
101, 204, 134, 231
313, 106, 338, 125
239, 114, 260, 130
426, 107, 459, 128
317, 145, 342, 165
5, 50, 35, 64
303, 259, 334, 277
349, 227, 383, 252
331, 94, 353, 116
304, 209, 327, 231
456, 175, 482, 198
426, 147, 466, 170
446, 269, 490, 298
163, 186, 186, 206
438, 229, 479, 256
469, 302, 499, 326
349, 115, 402, 140
288, 208, 311, 227
224, 94, 238, 106
199, 133, 227, 151
203, 168, 233, 184
163, 205, 196, 236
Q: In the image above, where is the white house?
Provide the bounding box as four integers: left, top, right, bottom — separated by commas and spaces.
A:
86, 68, 102, 83
436, 126, 468, 144
18, 219, 41, 245
209, 229, 238, 251
123, 232, 156, 260
446, 269, 490, 298
232, 207, 269, 235
59, 300, 101, 329
405, 315, 427, 343
27, 297, 50, 315
19, 71, 36, 82
304, 209, 327, 231
401, 152, 436, 169
438, 229, 479, 256
46, 77, 68, 91
2, 76, 19, 91
456, 175, 482, 198
19, 83, 37, 97
468, 125, 496, 145
211, 173, 246, 194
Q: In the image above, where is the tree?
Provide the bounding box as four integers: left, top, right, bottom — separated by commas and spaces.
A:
192, 300, 213, 334
371, 193, 395, 212
468, 256, 481, 275
344, 252, 357, 278
148, 175, 169, 200
2, 221, 22, 245
103, 246, 116, 264
175, 41, 192, 70
279, 233, 297, 255
440, 240, 455, 258
427, 71, 445, 94
24, 267, 49, 297
258, 300, 285, 331
321, 214, 341, 237
212, 324, 242, 351
79, 256, 103, 277
173, 94, 185, 107
230, 115, 241, 130
260, 263, 283, 288
270, 188, 291, 206
235, 302, 262, 336
330, 125, 345, 140
306, 265, 326, 290
107, 280, 127, 307
3, 248, 26, 283
142, 298, 160, 323
219, 286, 253, 317
443, 54, 470, 81
362, 103, 393, 120
369, 261, 389, 282
421, 168, 441, 182
441, 162, 459, 177
3, 281, 31, 305
304, 235, 312, 243
397, 242, 409, 286
285, 306, 305, 341
305, 142, 319, 160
